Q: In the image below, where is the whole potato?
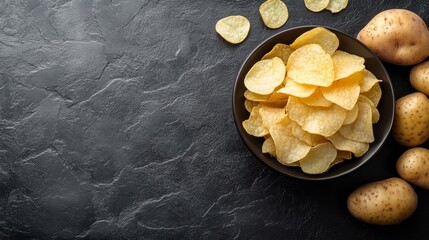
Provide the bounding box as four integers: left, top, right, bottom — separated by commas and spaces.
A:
397, 147, 429, 189
410, 61, 429, 96
357, 9, 429, 66
347, 177, 418, 225
392, 92, 429, 147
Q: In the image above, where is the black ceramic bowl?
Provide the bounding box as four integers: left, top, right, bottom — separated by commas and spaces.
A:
233, 26, 395, 180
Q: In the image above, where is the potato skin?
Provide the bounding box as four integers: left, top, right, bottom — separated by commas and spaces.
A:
410, 61, 429, 96
347, 177, 418, 225
392, 92, 429, 147
357, 9, 429, 66
397, 147, 429, 189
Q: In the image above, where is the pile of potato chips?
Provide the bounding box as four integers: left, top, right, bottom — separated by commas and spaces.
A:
242, 27, 382, 174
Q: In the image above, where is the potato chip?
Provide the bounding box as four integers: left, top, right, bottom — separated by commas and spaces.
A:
259, 104, 286, 129
362, 82, 382, 107
358, 95, 380, 123
300, 88, 332, 107
300, 142, 337, 174
287, 44, 335, 87
270, 123, 311, 164
244, 57, 286, 95
244, 90, 270, 102
339, 102, 374, 143
337, 150, 352, 160
360, 69, 381, 93
267, 91, 289, 102
286, 96, 347, 137
343, 102, 359, 125
259, 0, 289, 29
326, 0, 348, 13
242, 104, 269, 137
290, 27, 339, 55
304, 0, 330, 12
327, 132, 370, 157
215, 15, 250, 44
277, 78, 317, 98
244, 99, 257, 113
262, 43, 294, 64
332, 51, 365, 80
291, 121, 328, 146
262, 137, 276, 157
321, 71, 361, 110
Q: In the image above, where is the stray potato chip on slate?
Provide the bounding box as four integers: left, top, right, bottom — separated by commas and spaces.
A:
290, 27, 339, 55
259, 0, 289, 29
304, 0, 330, 12
215, 15, 250, 44
326, 0, 348, 13
244, 57, 285, 95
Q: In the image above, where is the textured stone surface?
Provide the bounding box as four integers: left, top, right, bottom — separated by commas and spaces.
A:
0, 0, 428, 239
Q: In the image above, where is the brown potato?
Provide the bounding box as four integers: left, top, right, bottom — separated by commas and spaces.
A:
357, 9, 429, 66
397, 147, 429, 189
347, 177, 418, 225
410, 61, 429, 96
392, 92, 429, 147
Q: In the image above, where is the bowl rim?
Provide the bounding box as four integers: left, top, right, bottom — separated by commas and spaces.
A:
232, 25, 395, 180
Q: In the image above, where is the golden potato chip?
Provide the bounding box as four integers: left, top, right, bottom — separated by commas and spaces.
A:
361, 82, 382, 107
287, 44, 335, 87
300, 142, 337, 174
215, 15, 250, 44
321, 71, 361, 110
343, 103, 359, 125
277, 78, 317, 98
262, 137, 276, 157
242, 104, 269, 137
262, 43, 294, 64
304, 0, 330, 12
244, 57, 286, 95
259, 104, 286, 129
332, 51, 365, 80
286, 96, 347, 137
244, 90, 270, 102
358, 95, 380, 123
267, 91, 289, 102
244, 99, 257, 113
339, 102, 374, 143
327, 132, 370, 157
360, 69, 381, 93
270, 123, 311, 164
328, 158, 345, 170
326, 0, 348, 13
291, 122, 328, 146
259, 0, 289, 29
337, 150, 352, 160
300, 88, 332, 107
290, 27, 339, 55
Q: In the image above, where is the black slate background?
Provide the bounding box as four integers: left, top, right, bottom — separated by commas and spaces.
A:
0, 0, 428, 239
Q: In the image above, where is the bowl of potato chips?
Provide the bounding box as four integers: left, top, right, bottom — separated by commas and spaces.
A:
233, 26, 395, 180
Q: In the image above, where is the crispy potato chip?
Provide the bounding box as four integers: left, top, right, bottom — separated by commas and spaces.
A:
270, 123, 311, 164
262, 43, 294, 64
327, 132, 370, 157
290, 27, 339, 55
259, 104, 286, 129
277, 78, 317, 98
362, 82, 382, 107
262, 137, 276, 157
343, 102, 359, 125
287, 44, 335, 87
339, 102, 374, 143
244, 57, 286, 95
259, 0, 289, 29
286, 96, 347, 137
358, 95, 380, 123
291, 121, 328, 146
326, 0, 348, 13
360, 69, 381, 93
243, 104, 269, 137
267, 91, 289, 102
244, 99, 258, 113
300, 142, 337, 174
332, 51, 365, 80
215, 15, 250, 44
321, 71, 361, 110
244, 90, 270, 102
337, 150, 352, 160
304, 0, 330, 12
301, 88, 332, 107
